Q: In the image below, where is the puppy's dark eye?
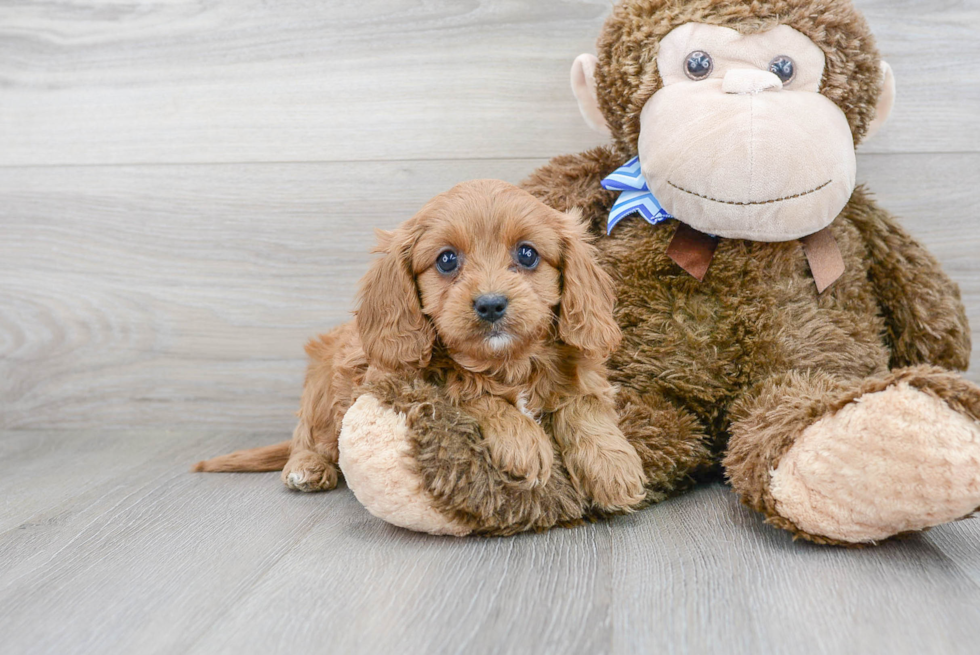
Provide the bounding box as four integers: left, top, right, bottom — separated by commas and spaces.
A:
516, 244, 539, 269
685, 51, 713, 80
769, 56, 795, 83
435, 249, 458, 274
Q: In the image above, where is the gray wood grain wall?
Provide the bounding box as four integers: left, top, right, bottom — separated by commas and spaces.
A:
2, 0, 979, 433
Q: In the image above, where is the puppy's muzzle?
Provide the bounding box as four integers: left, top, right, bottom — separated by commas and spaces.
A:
474, 294, 508, 324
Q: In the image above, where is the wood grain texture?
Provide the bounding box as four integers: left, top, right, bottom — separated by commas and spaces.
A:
0, 0, 976, 167
2, 430, 980, 655
610, 487, 980, 655
2, 155, 979, 431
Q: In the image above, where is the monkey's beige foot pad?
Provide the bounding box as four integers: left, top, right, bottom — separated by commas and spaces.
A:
770, 383, 980, 543
338, 394, 471, 536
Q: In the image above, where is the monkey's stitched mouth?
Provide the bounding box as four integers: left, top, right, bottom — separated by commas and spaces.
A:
667, 180, 832, 206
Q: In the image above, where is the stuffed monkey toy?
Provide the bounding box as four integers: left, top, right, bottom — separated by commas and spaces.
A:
339, 0, 980, 545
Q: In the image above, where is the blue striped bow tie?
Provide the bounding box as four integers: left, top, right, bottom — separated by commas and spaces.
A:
601, 156, 673, 234
599, 156, 843, 293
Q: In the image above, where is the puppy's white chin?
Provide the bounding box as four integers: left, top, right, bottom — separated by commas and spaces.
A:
486, 334, 513, 353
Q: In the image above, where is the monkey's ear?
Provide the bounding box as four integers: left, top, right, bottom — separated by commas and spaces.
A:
571, 54, 612, 137
864, 61, 896, 142
355, 225, 435, 371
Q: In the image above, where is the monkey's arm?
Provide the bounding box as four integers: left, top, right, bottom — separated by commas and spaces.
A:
847, 187, 971, 371
520, 146, 622, 235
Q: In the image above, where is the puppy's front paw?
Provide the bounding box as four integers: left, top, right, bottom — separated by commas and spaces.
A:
486, 422, 553, 488
569, 442, 647, 512
282, 451, 339, 492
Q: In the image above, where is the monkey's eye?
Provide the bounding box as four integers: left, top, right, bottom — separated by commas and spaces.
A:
435, 249, 459, 274
769, 56, 796, 84
684, 51, 713, 80
516, 244, 539, 269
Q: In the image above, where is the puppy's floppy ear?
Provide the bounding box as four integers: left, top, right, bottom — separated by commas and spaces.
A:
355, 222, 435, 370
557, 208, 621, 359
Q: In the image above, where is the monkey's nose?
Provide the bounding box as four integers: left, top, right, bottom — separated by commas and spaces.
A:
474, 294, 508, 323
722, 69, 783, 95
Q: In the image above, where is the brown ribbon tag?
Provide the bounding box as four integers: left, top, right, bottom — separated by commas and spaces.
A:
666, 222, 718, 281
666, 223, 844, 293
799, 227, 845, 293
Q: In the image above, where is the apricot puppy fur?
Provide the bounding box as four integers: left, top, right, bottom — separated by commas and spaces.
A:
194, 180, 646, 511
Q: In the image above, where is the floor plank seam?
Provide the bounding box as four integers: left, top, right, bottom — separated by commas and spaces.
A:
0, 433, 219, 541
0, 156, 553, 170
927, 518, 980, 593
0, 465, 183, 595
451, 538, 517, 655
0, 151, 977, 171
179, 502, 330, 653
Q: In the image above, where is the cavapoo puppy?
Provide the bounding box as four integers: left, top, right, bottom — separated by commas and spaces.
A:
194, 179, 646, 511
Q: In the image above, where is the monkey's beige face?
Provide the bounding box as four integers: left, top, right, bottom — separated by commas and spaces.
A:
572, 21, 892, 243
638, 24, 857, 241
410, 197, 563, 364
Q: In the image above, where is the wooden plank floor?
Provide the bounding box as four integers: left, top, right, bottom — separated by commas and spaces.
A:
1, 431, 980, 655
2, 0, 980, 653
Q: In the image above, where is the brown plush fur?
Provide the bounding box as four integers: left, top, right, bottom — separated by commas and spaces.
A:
386, 0, 974, 543
195, 180, 648, 512
523, 151, 971, 545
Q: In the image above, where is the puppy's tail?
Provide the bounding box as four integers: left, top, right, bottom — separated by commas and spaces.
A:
191, 441, 291, 473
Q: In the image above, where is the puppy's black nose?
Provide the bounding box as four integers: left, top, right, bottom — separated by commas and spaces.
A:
474, 294, 508, 323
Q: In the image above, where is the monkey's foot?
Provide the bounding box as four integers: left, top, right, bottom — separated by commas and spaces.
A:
770, 382, 980, 543
338, 394, 471, 536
